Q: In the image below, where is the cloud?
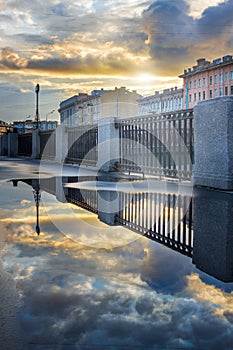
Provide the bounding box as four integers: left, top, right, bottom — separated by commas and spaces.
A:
142, 0, 233, 75
0, 0, 233, 121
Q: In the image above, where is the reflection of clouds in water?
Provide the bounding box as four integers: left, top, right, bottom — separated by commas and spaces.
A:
1, 180, 233, 348
2, 223, 233, 349
187, 273, 233, 317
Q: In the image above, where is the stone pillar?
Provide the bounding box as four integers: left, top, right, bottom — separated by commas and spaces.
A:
55, 125, 68, 164
193, 96, 233, 190
7, 133, 18, 157
193, 188, 233, 282
97, 189, 120, 226
97, 117, 120, 172
56, 176, 68, 203
31, 129, 40, 159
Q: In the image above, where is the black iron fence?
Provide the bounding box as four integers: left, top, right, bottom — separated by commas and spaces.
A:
66, 125, 98, 166
66, 188, 98, 214
18, 133, 32, 157
116, 191, 193, 257
118, 110, 194, 180
39, 130, 56, 159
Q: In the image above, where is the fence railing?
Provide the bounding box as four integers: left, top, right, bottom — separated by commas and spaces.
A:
115, 191, 193, 257
118, 110, 194, 180
39, 130, 56, 159
66, 125, 98, 166
18, 133, 32, 157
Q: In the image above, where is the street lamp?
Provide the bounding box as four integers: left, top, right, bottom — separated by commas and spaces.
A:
35, 83, 40, 129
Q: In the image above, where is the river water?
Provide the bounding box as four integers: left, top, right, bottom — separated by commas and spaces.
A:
1, 159, 233, 349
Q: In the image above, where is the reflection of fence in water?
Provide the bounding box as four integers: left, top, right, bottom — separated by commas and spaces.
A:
116, 192, 193, 257
66, 186, 98, 214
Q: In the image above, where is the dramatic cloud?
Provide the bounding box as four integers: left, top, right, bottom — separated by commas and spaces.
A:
0, 0, 232, 120
142, 0, 233, 75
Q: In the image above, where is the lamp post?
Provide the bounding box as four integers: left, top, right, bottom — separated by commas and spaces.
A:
35, 83, 40, 129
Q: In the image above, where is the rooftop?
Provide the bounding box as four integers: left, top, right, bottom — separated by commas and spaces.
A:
179, 55, 233, 78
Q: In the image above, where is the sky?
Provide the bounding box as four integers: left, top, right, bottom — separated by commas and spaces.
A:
0, 0, 232, 121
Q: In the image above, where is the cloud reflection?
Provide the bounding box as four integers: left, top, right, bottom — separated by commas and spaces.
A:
1, 180, 233, 349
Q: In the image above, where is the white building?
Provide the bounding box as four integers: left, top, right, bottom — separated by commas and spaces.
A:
59, 87, 142, 126
138, 87, 183, 116
59, 93, 89, 126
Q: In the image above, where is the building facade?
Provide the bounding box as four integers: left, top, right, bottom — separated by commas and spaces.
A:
180, 55, 233, 109
59, 87, 142, 126
59, 93, 89, 126
138, 87, 183, 116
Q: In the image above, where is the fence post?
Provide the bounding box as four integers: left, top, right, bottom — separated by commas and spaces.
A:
55, 125, 68, 164
31, 129, 40, 159
7, 133, 18, 157
193, 96, 233, 190
97, 117, 120, 172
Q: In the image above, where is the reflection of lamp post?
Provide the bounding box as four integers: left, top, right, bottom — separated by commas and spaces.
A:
35, 83, 40, 129
33, 187, 41, 235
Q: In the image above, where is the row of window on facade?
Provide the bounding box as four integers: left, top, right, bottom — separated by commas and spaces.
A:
189, 71, 233, 89
139, 97, 182, 114
189, 86, 233, 102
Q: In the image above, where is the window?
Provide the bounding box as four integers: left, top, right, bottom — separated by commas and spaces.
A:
198, 92, 201, 100
225, 72, 229, 81
220, 87, 223, 96
210, 76, 212, 85
231, 86, 233, 94
189, 81, 192, 89
214, 88, 218, 97
198, 79, 201, 87
225, 86, 228, 95
220, 73, 223, 83
194, 93, 196, 101
203, 91, 206, 100
194, 80, 196, 88
231, 71, 233, 79
203, 77, 206, 86
189, 94, 192, 102
209, 90, 212, 98
214, 75, 218, 84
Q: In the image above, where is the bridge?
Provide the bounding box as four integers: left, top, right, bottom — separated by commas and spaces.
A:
1, 96, 233, 190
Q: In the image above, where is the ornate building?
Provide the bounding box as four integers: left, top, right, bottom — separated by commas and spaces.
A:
179, 55, 233, 109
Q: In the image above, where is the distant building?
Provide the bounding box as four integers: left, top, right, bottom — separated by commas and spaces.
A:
39, 120, 58, 131
59, 93, 89, 126
59, 87, 142, 126
12, 119, 57, 133
179, 55, 233, 109
138, 87, 183, 116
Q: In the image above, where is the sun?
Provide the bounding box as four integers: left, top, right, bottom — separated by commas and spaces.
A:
136, 73, 156, 83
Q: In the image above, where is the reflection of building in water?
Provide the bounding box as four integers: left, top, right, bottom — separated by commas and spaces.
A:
10, 176, 233, 282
